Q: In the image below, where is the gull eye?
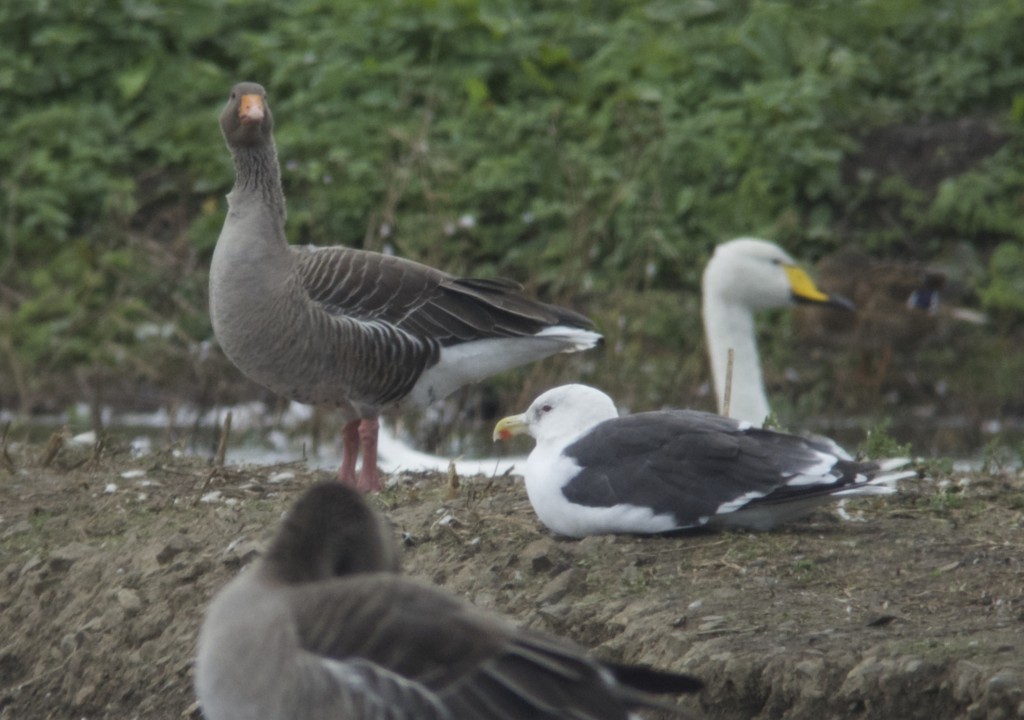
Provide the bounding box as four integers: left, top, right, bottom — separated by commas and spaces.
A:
541, 404, 553, 413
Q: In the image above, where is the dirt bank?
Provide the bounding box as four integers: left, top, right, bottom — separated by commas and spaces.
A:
1, 437, 1022, 719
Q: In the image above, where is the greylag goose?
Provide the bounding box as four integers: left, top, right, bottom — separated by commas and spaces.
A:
194, 481, 703, 719
493, 384, 914, 537
211, 82, 601, 491
702, 238, 853, 425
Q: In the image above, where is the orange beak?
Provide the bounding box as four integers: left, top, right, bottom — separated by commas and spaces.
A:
493, 414, 529, 442
238, 94, 265, 125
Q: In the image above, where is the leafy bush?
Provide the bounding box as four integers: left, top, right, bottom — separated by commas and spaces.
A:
2, 0, 1023, 424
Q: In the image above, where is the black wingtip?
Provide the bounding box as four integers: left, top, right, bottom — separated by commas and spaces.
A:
606, 662, 705, 695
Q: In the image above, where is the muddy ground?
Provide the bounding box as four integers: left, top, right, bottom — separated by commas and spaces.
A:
1, 436, 1022, 720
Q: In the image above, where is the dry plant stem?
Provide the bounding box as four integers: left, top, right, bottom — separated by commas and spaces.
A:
722, 347, 735, 418
194, 411, 233, 506
40, 428, 66, 468
446, 458, 460, 500
214, 411, 232, 468
1, 421, 13, 472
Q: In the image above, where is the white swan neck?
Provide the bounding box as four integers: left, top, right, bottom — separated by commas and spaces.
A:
703, 293, 770, 425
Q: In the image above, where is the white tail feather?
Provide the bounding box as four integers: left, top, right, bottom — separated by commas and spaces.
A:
534, 326, 603, 352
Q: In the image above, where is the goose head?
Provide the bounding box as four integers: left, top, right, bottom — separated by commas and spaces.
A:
261, 482, 399, 585
703, 238, 854, 312
220, 82, 274, 150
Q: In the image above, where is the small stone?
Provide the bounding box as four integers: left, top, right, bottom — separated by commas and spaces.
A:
157, 535, 192, 565
60, 632, 82, 653
49, 542, 93, 573
536, 603, 572, 623
796, 657, 825, 677
521, 538, 559, 575
1, 519, 32, 540
951, 661, 986, 705
79, 616, 106, 632
985, 671, 1024, 715
32, 577, 61, 596
903, 657, 926, 674
574, 535, 611, 552
227, 539, 264, 565
73, 683, 96, 706
116, 588, 143, 616
137, 639, 161, 663
537, 568, 586, 605
69, 431, 96, 446
697, 615, 728, 632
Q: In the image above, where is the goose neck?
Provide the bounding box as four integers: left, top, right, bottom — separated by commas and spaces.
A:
230, 143, 286, 219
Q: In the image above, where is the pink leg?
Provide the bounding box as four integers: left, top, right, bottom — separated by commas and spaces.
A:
337, 419, 361, 487
355, 418, 382, 493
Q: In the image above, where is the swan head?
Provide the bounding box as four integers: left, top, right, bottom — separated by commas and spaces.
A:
703, 238, 854, 312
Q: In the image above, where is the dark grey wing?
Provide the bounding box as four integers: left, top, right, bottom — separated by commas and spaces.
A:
295, 246, 594, 347
292, 655, 452, 720
286, 574, 694, 720
560, 410, 854, 526
725, 425, 890, 507
445, 631, 699, 720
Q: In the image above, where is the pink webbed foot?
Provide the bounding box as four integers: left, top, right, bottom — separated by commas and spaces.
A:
353, 418, 382, 493
336, 418, 382, 492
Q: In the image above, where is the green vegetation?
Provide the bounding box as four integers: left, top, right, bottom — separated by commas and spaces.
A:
859, 417, 913, 460
928, 485, 965, 515
2, 0, 1023, 432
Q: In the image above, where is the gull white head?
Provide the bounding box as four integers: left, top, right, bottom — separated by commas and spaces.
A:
493, 384, 619, 447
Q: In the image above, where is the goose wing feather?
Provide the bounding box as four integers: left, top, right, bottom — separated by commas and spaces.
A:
285, 573, 676, 720
295, 246, 593, 347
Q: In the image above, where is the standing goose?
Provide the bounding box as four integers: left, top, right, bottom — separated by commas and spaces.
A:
211, 82, 601, 491
702, 238, 853, 426
195, 482, 703, 720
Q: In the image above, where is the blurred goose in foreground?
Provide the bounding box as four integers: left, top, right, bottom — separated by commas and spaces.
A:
195, 482, 703, 720
702, 238, 853, 425
211, 82, 601, 492
494, 385, 914, 538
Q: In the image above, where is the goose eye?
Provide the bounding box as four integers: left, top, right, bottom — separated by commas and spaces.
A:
541, 404, 553, 412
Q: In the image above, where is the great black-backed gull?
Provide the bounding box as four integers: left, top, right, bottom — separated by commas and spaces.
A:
493, 384, 914, 538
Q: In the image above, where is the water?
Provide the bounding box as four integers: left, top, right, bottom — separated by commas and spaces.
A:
4, 401, 1020, 474
1, 401, 526, 479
